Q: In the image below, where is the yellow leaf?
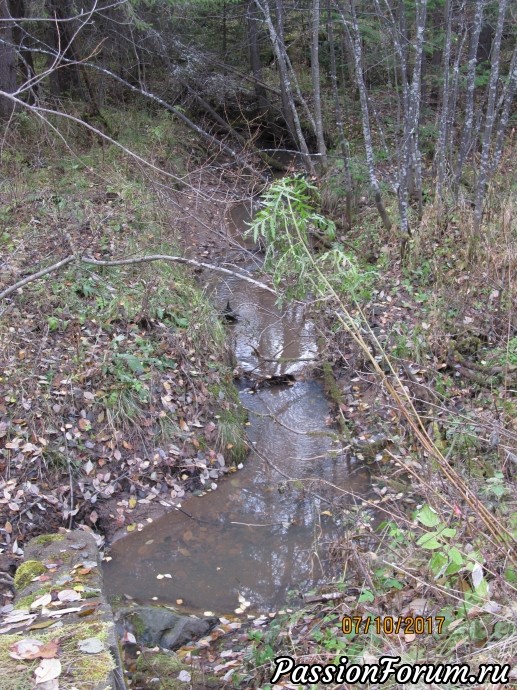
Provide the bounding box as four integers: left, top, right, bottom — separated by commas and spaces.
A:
128, 496, 137, 509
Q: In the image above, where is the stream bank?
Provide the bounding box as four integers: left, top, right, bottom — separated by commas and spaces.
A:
104, 188, 374, 616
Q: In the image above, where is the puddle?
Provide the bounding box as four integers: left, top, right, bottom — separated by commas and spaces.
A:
104, 196, 372, 615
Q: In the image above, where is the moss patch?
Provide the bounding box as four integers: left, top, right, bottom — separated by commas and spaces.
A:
31, 533, 65, 546
0, 621, 115, 690
14, 560, 46, 590
135, 651, 220, 690
14, 585, 52, 610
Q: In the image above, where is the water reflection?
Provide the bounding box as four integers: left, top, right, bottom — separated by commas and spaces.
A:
104, 200, 371, 615
104, 381, 369, 614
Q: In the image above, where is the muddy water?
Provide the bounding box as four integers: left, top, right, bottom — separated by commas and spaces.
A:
104, 201, 371, 615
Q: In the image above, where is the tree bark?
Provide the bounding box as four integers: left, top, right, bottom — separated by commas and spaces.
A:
327, 0, 352, 228
455, 0, 484, 189
434, 0, 452, 202
45, 0, 82, 97
473, 0, 509, 236
256, 0, 315, 173
407, 0, 427, 220
247, 0, 269, 112
490, 42, 517, 175
8, 0, 37, 103
0, 0, 16, 118
338, 0, 391, 231
311, 0, 327, 169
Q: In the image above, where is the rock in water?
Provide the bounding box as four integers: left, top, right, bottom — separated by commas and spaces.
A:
117, 606, 218, 649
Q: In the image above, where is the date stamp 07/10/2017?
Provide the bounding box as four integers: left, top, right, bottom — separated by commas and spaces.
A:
341, 614, 445, 636
269, 614, 512, 686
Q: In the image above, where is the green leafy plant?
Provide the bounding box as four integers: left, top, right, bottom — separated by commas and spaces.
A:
247, 175, 372, 301
415, 504, 488, 603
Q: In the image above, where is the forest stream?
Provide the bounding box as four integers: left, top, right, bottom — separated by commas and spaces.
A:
103, 195, 372, 616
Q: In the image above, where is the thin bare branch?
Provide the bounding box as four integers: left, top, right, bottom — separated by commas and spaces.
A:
0, 253, 276, 301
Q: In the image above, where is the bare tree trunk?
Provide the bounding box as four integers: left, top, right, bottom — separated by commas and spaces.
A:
45, 0, 82, 97
311, 0, 327, 169
455, 0, 484, 189
8, 0, 37, 104
0, 0, 16, 118
272, 0, 297, 143
473, 0, 509, 237
434, 0, 452, 202
448, 17, 468, 166
247, 0, 269, 112
490, 43, 517, 175
256, 0, 315, 173
407, 0, 427, 220
327, 0, 352, 228
377, 0, 410, 244
339, 0, 391, 231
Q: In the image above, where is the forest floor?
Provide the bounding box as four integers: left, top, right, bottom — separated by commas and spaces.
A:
0, 110, 250, 584
1, 107, 516, 688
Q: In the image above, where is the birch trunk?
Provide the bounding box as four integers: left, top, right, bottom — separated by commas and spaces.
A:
337, 0, 391, 231
256, 0, 316, 174
327, 0, 352, 227
311, 0, 327, 169
434, 0, 452, 201
378, 0, 410, 242
455, 0, 484, 188
272, 0, 297, 143
490, 43, 517, 175
407, 0, 427, 220
0, 0, 16, 118
473, 0, 509, 236
247, 0, 269, 112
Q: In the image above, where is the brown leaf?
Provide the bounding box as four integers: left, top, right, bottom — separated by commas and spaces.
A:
28, 621, 57, 631
78, 605, 99, 617
78, 419, 91, 432
38, 641, 60, 659
9, 639, 45, 660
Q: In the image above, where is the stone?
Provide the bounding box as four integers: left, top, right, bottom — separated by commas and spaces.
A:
118, 605, 217, 650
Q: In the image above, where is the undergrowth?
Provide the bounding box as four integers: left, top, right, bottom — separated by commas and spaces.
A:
0, 106, 247, 541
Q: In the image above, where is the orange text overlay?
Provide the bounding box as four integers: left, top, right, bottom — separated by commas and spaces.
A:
341, 615, 446, 636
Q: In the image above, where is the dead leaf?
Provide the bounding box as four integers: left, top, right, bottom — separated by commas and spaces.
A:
78, 605, 99, 617
57, 589, 81, 602
47, 606, 83, 618
9, 639, 45, 660
34, 659, 61, 684
36, 681, 59, 690
31, 593, 52, 609
78, 418, 91, 431
28, 621, 58, 631
38, 641, 60, 659
77, 637, 104, 654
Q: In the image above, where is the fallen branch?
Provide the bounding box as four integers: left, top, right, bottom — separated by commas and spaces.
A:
0, 255, 75, 300
0, 253, 276, 301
